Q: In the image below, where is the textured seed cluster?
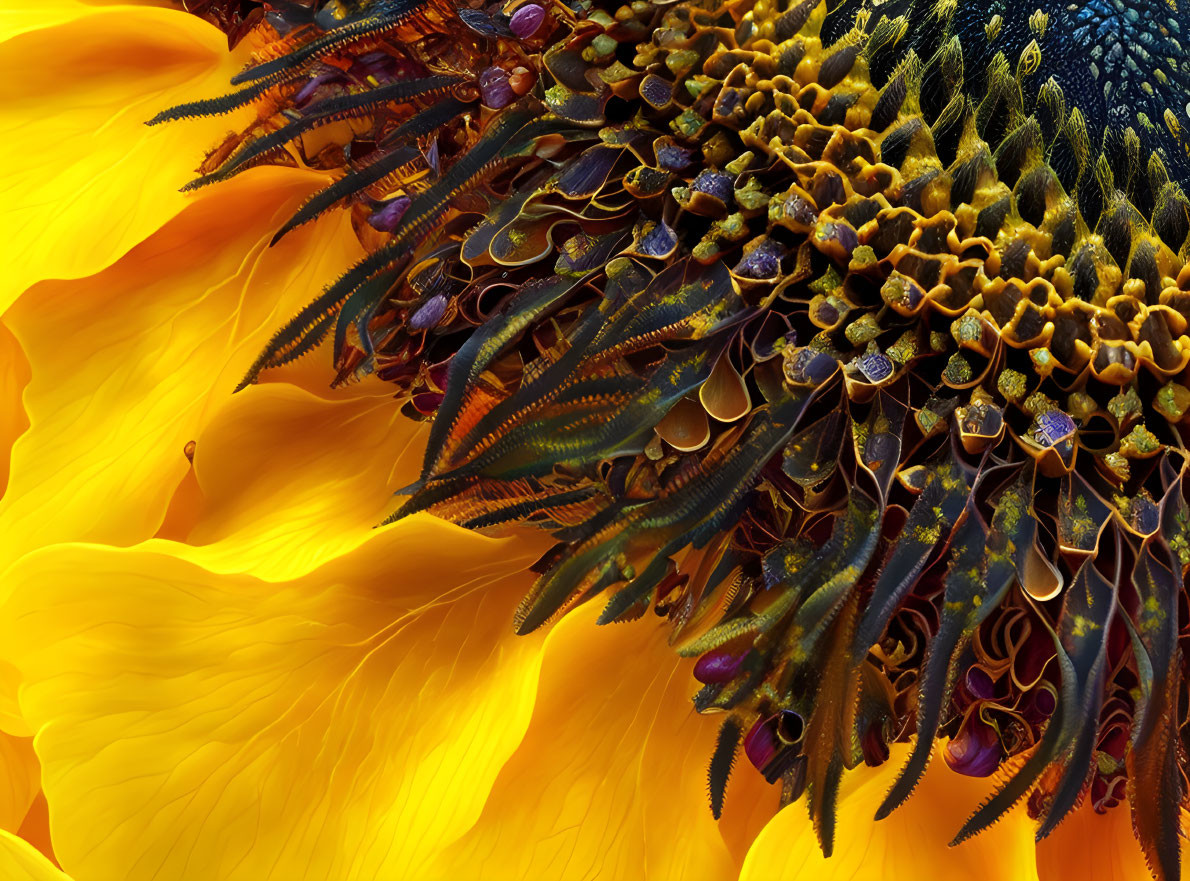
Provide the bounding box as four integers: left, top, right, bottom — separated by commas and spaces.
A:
169, 0, 1190, 877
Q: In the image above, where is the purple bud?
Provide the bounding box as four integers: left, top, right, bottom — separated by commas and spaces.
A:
1035, 409, 1076, 446
656, 142, 694, 171
480, 66, 516, 109
640, 76, 673, 107
294, 73, 339, 108
423, 138, 441, 176
691, 170, 734, 203
693, 650, 744, 684
411, 391, 445, 414
638, 221, 677, 258
778, 193, 818, 228
861, 724, 889, 767
743, 717, 778, 775
367, 195, 411, 232
964, 666, 996, 700
1024, 686, 1056, 725
744, 711, 804, 783
509, 3, 546, 38
815, 219, 858, 257
944, 713, 1002, 777
409, 294, 449, 330
734, 239, 784, 279
857, 352, 893, 383
784, 348, 838, 387
428, 360, 451, 391
716, 88, 741, 115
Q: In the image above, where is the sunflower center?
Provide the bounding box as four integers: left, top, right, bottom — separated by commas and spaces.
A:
172, 0, 1190, 876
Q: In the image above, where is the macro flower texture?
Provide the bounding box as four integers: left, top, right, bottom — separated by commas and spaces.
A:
9, 0, 1190, 879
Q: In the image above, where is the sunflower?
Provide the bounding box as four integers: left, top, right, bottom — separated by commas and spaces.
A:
0, 0, 1186, 879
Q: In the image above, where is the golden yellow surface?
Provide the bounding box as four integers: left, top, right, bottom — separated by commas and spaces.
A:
0, 2, 1167, 879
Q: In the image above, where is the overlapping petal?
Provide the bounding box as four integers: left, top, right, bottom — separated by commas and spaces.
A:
0, 6, 1167, 881
739, 745, 1042, 881
0, 1, 165, 43
0, 735, 38, 838
0, 829, 71, 881
0, 4, 258, 307
0, 320, 30, 500
2, 519, 553, 881
714, 750, 779, 867
0, 168, 363, 572
1037, 802, 1153, 881
423, 604, 738, 881
174, 380, 430, 576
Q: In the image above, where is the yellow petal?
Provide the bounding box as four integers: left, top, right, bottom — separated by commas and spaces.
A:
715, 750, 779, 867
0, 320, 30, 500
4, 522, 552, 881
0, 168, 362, 570
0, 2, 168, 44
0, 734, 38, 835
740, 743, 1041, 880
0, 660, 29, 736
16, 793, 56, 871
166, 383, 425, 580
424, 605, 739, 881
1036, 802, 1151, 881
0, 829, 71, 881
0, 1, 104, 43
0, 5, 255, 306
